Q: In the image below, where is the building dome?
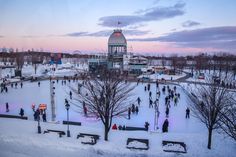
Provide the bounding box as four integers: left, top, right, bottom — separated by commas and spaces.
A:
108, 29, 127, 45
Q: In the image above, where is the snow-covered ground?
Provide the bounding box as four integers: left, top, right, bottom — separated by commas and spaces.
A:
0, 80, 235, 157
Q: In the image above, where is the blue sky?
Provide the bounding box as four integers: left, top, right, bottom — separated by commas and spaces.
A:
0, 0, 236, 54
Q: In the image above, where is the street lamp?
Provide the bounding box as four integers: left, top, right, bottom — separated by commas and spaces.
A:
65, 99, 70, 137
37, 114, 41, 134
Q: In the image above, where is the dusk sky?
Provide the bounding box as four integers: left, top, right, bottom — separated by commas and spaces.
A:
0, 0, 236, 54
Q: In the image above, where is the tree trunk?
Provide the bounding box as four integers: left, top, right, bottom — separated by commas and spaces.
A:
104, 123, 109, 141
207, 127, 213, 149
34, 64, 37, 74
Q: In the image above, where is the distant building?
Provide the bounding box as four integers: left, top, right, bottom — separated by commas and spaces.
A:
88, 54, 107, 74
108, 29, 127, 70
88, 29, 147, 75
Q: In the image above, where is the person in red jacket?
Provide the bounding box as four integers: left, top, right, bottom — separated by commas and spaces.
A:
112, 124, 117, 130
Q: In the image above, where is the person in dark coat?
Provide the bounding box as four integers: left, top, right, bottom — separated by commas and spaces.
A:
82, 101, 87, 116
33, 110, 38, 121
165, 107, 169, 117
19, 108, 24, 117
122, 125, 126, 130
118, 125, 122, 130
6, 102, 9, 112
144, 86, 147, 91
69, 91, 72, 99
131, 104, 135, 113
35, 109, 40, 121
147, 84, 150, 91
186, 107, 190, 119
137, 97, 141, 106
15, 82, 18, 88
5, 86, 8, 93
128, 107, 131, 119
145, 122, 150, 131
149, 98, 153, 108
162, 119, 169, 133
135, 106, 139, 114
38, 82, 40, 87
42, 111, 47, 122
162, 86, 166, 93
20, 82, 23, 88
165, 96, 169, 105
149, 91, 152, 98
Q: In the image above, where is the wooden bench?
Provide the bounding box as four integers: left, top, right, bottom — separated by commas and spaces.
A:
0, 114, 28, 120
77, 133, 100, 145
162, 140, 187, 153
126, 138, 149, 150
62, 120, 81, 126
43, 129, 66, 138
125, 126, 147, 131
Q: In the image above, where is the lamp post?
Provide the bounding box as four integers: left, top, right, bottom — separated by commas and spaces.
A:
37, 113, 41, 134
65, 99, 70, 137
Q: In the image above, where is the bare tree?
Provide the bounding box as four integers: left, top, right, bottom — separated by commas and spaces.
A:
15, 53, 24, 70
32, 54, 43, 74
218, 98, 236, 141
187, 76, 233, 149
71, 69, 135, 141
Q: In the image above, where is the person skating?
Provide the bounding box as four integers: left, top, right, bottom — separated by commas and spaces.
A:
149, 98, 153, 108
147, 83, 150, 91
144, 86, 147, 91
137, 97, 141, 106
20, 82, 23, 88
165, 107, 169, 118
128, 107, 131, 119
135, 106, 139, 115
19, 108, 24, 117
69, 91, 72, 99
6, 102, 9, 112
38, 82, 40, 87
145, 122, 150, 131
165, 96, 169, 105
15, 82, 18, 88
162, 86, 166, 94
131, 104, 135, 114
162, 119, 169, 133
174, 96, 178, 106
186, 107, 190, 119
84, 105, 87, 116
82, 101, 87, 116
149, 91, 152, 98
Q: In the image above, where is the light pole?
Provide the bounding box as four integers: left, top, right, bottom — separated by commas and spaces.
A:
65, 99, 70, 137
37, 113, 41, 134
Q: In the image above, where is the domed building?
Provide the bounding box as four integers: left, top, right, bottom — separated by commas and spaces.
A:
108, 29, 127, 69
88, 29, 147, 75
108, 29, 127, 55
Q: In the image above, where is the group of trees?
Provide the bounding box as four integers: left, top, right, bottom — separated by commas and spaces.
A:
188, 76, 236, 149
147, 53, 236, 78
